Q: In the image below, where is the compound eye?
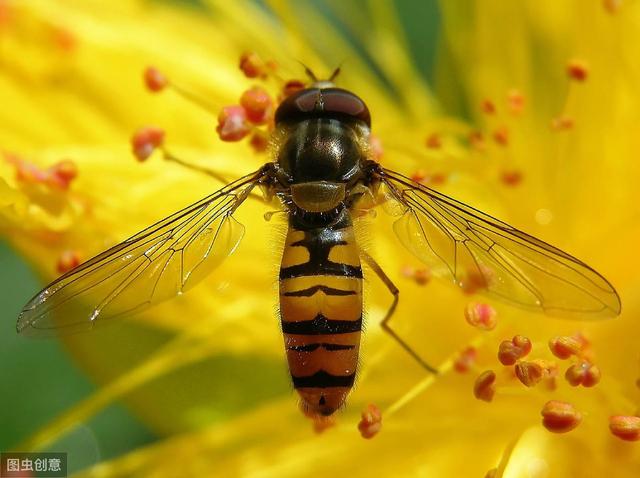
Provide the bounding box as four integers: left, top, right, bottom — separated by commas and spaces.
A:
322, 89, 370, 126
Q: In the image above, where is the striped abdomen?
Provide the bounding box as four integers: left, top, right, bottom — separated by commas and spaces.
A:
279, 209, 362, 416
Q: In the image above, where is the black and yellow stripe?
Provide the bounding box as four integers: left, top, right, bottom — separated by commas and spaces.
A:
279, 208, 362, 416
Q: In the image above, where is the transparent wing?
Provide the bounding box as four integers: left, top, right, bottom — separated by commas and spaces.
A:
379, 168, 621, 318
18, 169, 267, 336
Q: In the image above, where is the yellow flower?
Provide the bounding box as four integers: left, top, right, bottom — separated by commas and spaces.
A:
1, 0, 639, 477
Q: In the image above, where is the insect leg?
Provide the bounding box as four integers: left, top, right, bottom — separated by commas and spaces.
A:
361, 250, 438, 374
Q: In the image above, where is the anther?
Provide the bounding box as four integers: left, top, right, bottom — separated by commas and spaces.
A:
603, 0, 622, 14
131, 126, 165, 161
481, 100, 496, 115
501, 169, 523, 187
498, 335, 532, 366
144, 66, 168, 92
48, 160, 78, 190
358, 403, 382, 439
282, 79, 306, 98
240, 86, 274, 125
549, 335, 583, 360
216, 105, 251, 142
413, 268, 431, 286
541, 400, 582, 433
464, 302, 497, 331
551, 116, 574, 131
454, 346, 478, 373
565, 361, 601, 387
56, 250, 81, 274
249, 130, 270, 153
425, 133, 441, 149
567, 59, 589, 82
493, 126, 509, 146
474, 370, 496, 402
609, 415, 640, 441
515, 359, 556, 387
507, 89, 525, 114
239, 52, 267, 79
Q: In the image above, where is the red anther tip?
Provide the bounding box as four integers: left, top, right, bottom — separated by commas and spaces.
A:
216, 105, 251, 142
144, 67, 168, 92
551, 116, 575, 131
609, 415, 640, 441
282, 79, 306, 98
498, 335, 532, 366
454, 346, 478, 374
565, 361, 601, 387
413, 267, 431, 286
549, 336, 583, 360
468, 131, 486, 151
358, 404, 382, 439
249, 130, 270, 153
240, 86, 274, 125
48, 160, 78, 190
500, 169, 523, 187
507, 89, 525, 114
474, 370, 496, 402
464, 302, 497, 331
516, 359, 557, 387
493, 127, 509, 146
541, 400, 582, 433
481, 100, 496, 115
57, 250, 81, 274
426, 133, 441, 149
567, 59, 589, 82
239, 52, 267, 79
131, 126, 165, 161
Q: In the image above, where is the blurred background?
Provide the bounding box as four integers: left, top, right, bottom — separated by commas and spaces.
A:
1, 0, 639, 476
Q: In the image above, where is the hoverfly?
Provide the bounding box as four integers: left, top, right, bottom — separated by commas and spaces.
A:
17, 70, 621, 418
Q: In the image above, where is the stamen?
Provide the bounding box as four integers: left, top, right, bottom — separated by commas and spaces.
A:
481, 100, 496, 115
500, 169, 523, 187
498, 335, 532, 366
249, 130, 270, 153
48, 160, 78, 190
464, 302, 497, 331
551, 116, 574, 131
548, 335, 584, 360
603, 0, 623, 13
541, 400, 582, 433
413, 267, 431, 286
56, 250, 81, 274
144, 66, 168, 92
473, 370, 497, 402
358, 403, 382, 439
492, 126, 509, 146
143, 66, 217, 114
239, 51, 268, 79
425, 133, 441, 149
240, 86, 274, 125
216, 105, 251, 142
454, 346, 478, 373
282, 79, 306, 98
468, 131, 486, 151
507, 89, 525, 115
131, 126, 165, 161
609, 415, 640, 441
515, 359, 557, 387
565, 361, 601, 387
567, 59, 589, 82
